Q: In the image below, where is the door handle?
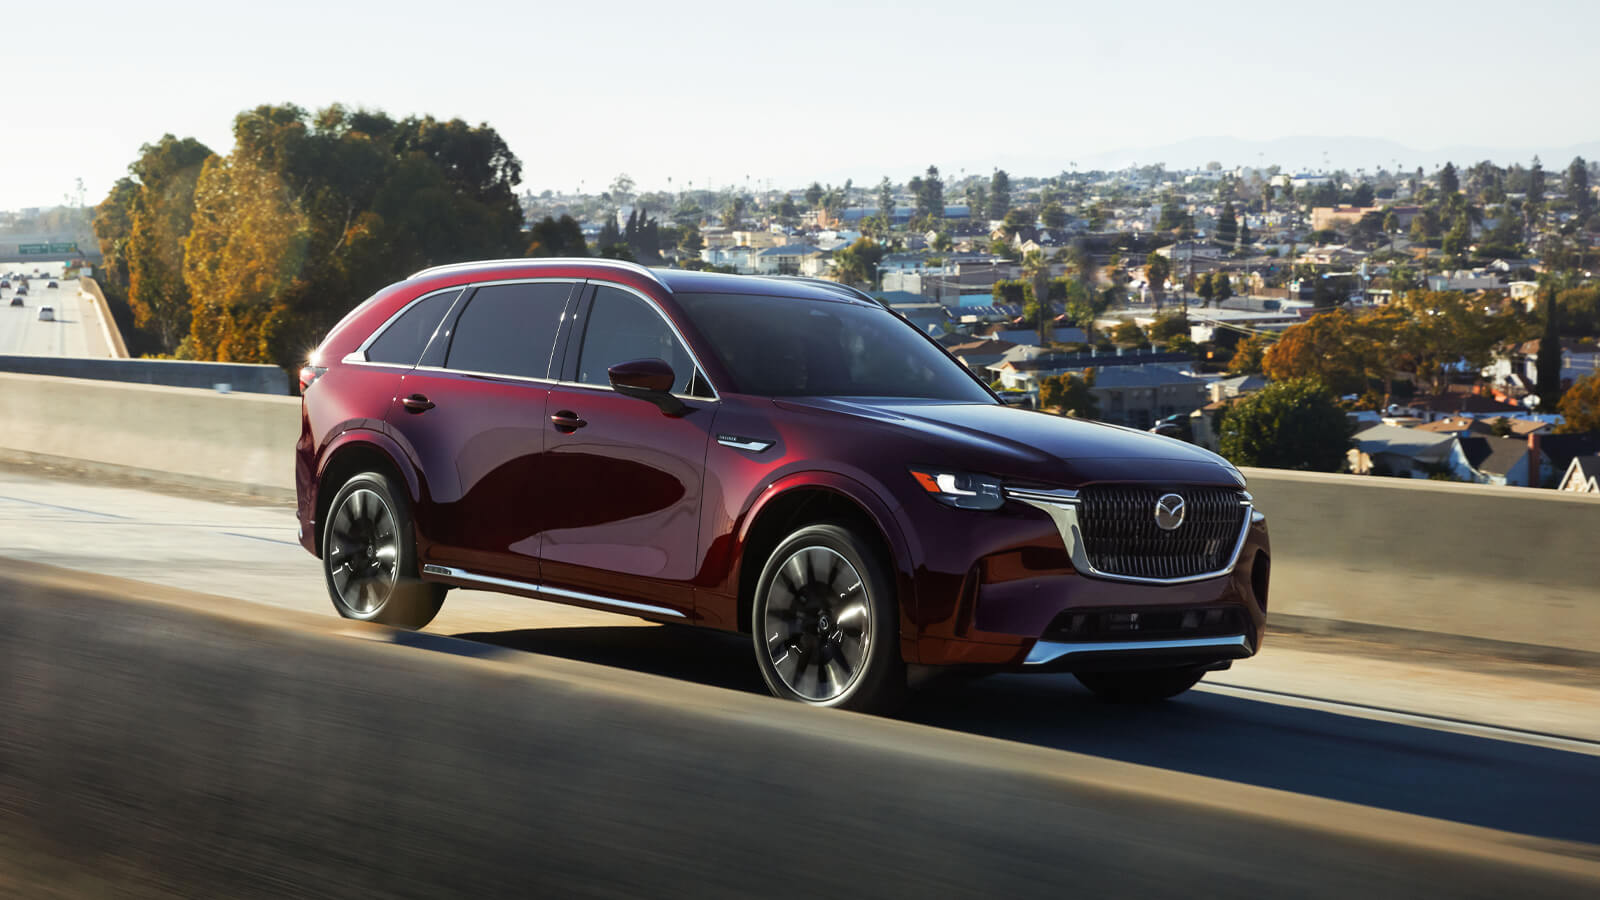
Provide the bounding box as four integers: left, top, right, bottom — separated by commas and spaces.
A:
401, 393, 435, 413
551, 410, 587, 432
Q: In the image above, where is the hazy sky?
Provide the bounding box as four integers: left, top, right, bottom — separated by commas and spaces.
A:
5, 0, 1596, 210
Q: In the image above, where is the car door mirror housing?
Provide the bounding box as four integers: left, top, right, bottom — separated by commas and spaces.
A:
608, 358, 687, 416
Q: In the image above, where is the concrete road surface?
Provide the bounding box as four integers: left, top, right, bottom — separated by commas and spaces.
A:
0, 262, 111, 358
1, 461, 1597, 851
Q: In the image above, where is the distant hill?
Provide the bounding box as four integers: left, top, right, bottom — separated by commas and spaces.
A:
1073, 135, 1600, 174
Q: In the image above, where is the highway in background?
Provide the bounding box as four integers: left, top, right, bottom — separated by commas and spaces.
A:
0, 261, 112, 357
1, 462, 1596, 850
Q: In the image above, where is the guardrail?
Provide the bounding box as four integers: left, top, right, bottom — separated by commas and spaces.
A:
0, 371, 1595, 656
76, 276, 130, 358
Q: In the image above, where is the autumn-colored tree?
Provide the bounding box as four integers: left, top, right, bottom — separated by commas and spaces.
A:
176, 104, 526, 369
125, 136, 215, 352
1263, 310, 1386, 396
1227, 334, 1273, 374
831, 237, 885, 287
1555, 372, 1600, 433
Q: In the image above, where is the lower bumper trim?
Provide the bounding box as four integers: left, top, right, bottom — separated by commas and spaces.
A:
1023, 634, 1253, 666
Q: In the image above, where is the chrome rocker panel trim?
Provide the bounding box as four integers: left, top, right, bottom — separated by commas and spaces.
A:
421, 564, 687, 619
1024, 634, 1254, 666
1004, 487, 1255, 586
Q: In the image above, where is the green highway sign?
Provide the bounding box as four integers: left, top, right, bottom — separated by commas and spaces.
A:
18, 242, 79, 255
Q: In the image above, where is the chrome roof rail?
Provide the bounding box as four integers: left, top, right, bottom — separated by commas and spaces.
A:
407, 257, 666, 288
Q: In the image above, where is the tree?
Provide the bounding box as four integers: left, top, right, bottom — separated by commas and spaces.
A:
1216, 202, 1238, 250
1537, 282, 1565, 410
608, 173, 636, 202
1218, 378, 1349, 471
1022, 249, 1052, 344
122, 135, 214, 353
1556, 372, 1600, 433
1197, 273, 1215, 306
1439, 162, 1459, 195
525, 215, 588, 257
677, 222, 704, 256
1039, 370, 1099, 418
721, 195, 745, 228
919, 164, 944, 227
179, 104, 525, 368
1237, 221, 1252, 252
1228, 334, 1272, 374
965, 182, 987, 221
988, 169, 1011, 221
804, 181, 824, 209
1569, 157, 1593, 220
1040, 201, 1067, 229
876, 177, 895, 229
1111, 321, 1144, 345
1214, 271, 1233, 304
1144, 251, 1171, 309
831, 237, 884, 287
1149, 312, 1189, 343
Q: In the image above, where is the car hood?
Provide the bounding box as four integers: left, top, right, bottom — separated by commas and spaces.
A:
775, 397, 1245, 488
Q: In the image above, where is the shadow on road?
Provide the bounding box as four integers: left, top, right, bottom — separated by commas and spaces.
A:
456, 622, 1600, 844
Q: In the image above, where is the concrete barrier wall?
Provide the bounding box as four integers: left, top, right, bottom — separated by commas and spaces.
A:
76, 276, 130, 358
0, 372, 298, 497
1242, 468, 1600, 656
0, 353, 289, 395
1, 564, 1590, 898
0, 371, 1596, 654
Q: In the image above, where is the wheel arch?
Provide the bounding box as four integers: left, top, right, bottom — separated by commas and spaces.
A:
733, 473, 918, 639
312, 429, 420, 558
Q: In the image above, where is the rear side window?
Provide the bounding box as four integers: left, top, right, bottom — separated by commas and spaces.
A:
575, 286, 697, 393
445, 282, 572, 379
365, 289, 459, 365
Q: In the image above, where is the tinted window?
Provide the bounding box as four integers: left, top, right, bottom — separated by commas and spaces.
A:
445, 282, 571, 378
365, 289, 459, 365
575, 286, 697, 394
674, 292, 994, 402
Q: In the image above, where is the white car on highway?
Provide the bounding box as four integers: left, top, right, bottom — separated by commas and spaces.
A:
37, 306, 54, 322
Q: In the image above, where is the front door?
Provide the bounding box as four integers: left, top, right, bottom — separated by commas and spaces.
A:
536, 283, 716, 617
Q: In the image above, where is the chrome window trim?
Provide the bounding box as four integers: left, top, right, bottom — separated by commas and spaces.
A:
354, 285, 466, 361
1024, 634, 1253, 666
421, 564, 687, 619
407, 257, 667, 290
1005, 486, 1254, 586
570, 279, 722, 402
411, 364, 555, 386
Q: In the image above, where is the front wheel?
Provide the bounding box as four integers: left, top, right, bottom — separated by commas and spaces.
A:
751, 524, 904, 712
1074, 667, 1204, 703
322, 471, 444, 629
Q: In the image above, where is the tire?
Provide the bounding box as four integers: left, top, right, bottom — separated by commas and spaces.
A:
322, 471, 445, 629
751, 523, 904, 713
1074, 667, 1205, 704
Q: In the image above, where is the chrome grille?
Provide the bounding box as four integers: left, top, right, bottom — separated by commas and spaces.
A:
1076, 486, 1247, 580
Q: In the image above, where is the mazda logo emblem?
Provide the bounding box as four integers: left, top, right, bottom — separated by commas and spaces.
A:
1154, 493, 1186, 531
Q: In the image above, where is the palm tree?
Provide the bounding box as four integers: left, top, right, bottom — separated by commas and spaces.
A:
1023, 249, 1052, 345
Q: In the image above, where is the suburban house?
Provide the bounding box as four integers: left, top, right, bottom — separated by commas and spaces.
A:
1311, 205, 1384, 232
700, 245, 756, 272
1348, 424, 1475, 480
1456, 435, 1542, 486
1426, 270, 1503, 292
1558, 456, 1600, 493
754, 243, 826, 276
945, 338, 1017, 376
1086, 365, 1209, 430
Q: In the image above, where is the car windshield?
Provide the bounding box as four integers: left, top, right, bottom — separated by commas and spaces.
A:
674, 292, 995, 402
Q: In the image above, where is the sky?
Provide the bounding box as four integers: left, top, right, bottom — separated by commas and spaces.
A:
4, 0, 1597, 211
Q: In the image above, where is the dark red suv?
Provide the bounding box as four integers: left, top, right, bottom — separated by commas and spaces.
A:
296, 259, 1270, 710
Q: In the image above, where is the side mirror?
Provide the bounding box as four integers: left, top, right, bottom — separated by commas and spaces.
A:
608, 358, 687, 416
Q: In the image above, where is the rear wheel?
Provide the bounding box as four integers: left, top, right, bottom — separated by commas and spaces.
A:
751, 524, 904, 713
1074, 667, 1205, 703
322, 471, 444, 629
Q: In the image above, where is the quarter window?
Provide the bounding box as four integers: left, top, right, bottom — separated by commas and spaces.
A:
575, 286, 698, 394
445, 282, 572, 379
365, 289, 460, 366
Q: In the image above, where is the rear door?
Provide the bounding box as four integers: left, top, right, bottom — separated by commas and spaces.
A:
535, 282, 718, 618
386, 279, 577, 582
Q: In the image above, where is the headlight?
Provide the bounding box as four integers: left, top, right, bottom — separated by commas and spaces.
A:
909, 468, 1005, 511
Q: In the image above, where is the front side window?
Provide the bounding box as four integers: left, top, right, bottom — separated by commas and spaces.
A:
575, 286, 698, 394
445, 282, 571, 379
365, 289, 460, 365
674, 292, 995, 402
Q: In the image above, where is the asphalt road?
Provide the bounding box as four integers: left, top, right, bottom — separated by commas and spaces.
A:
0, 262, 110, 357
2, 462, 1597, 855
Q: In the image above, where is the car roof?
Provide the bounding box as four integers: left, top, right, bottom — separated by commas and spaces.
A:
406, 257, 876, 306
